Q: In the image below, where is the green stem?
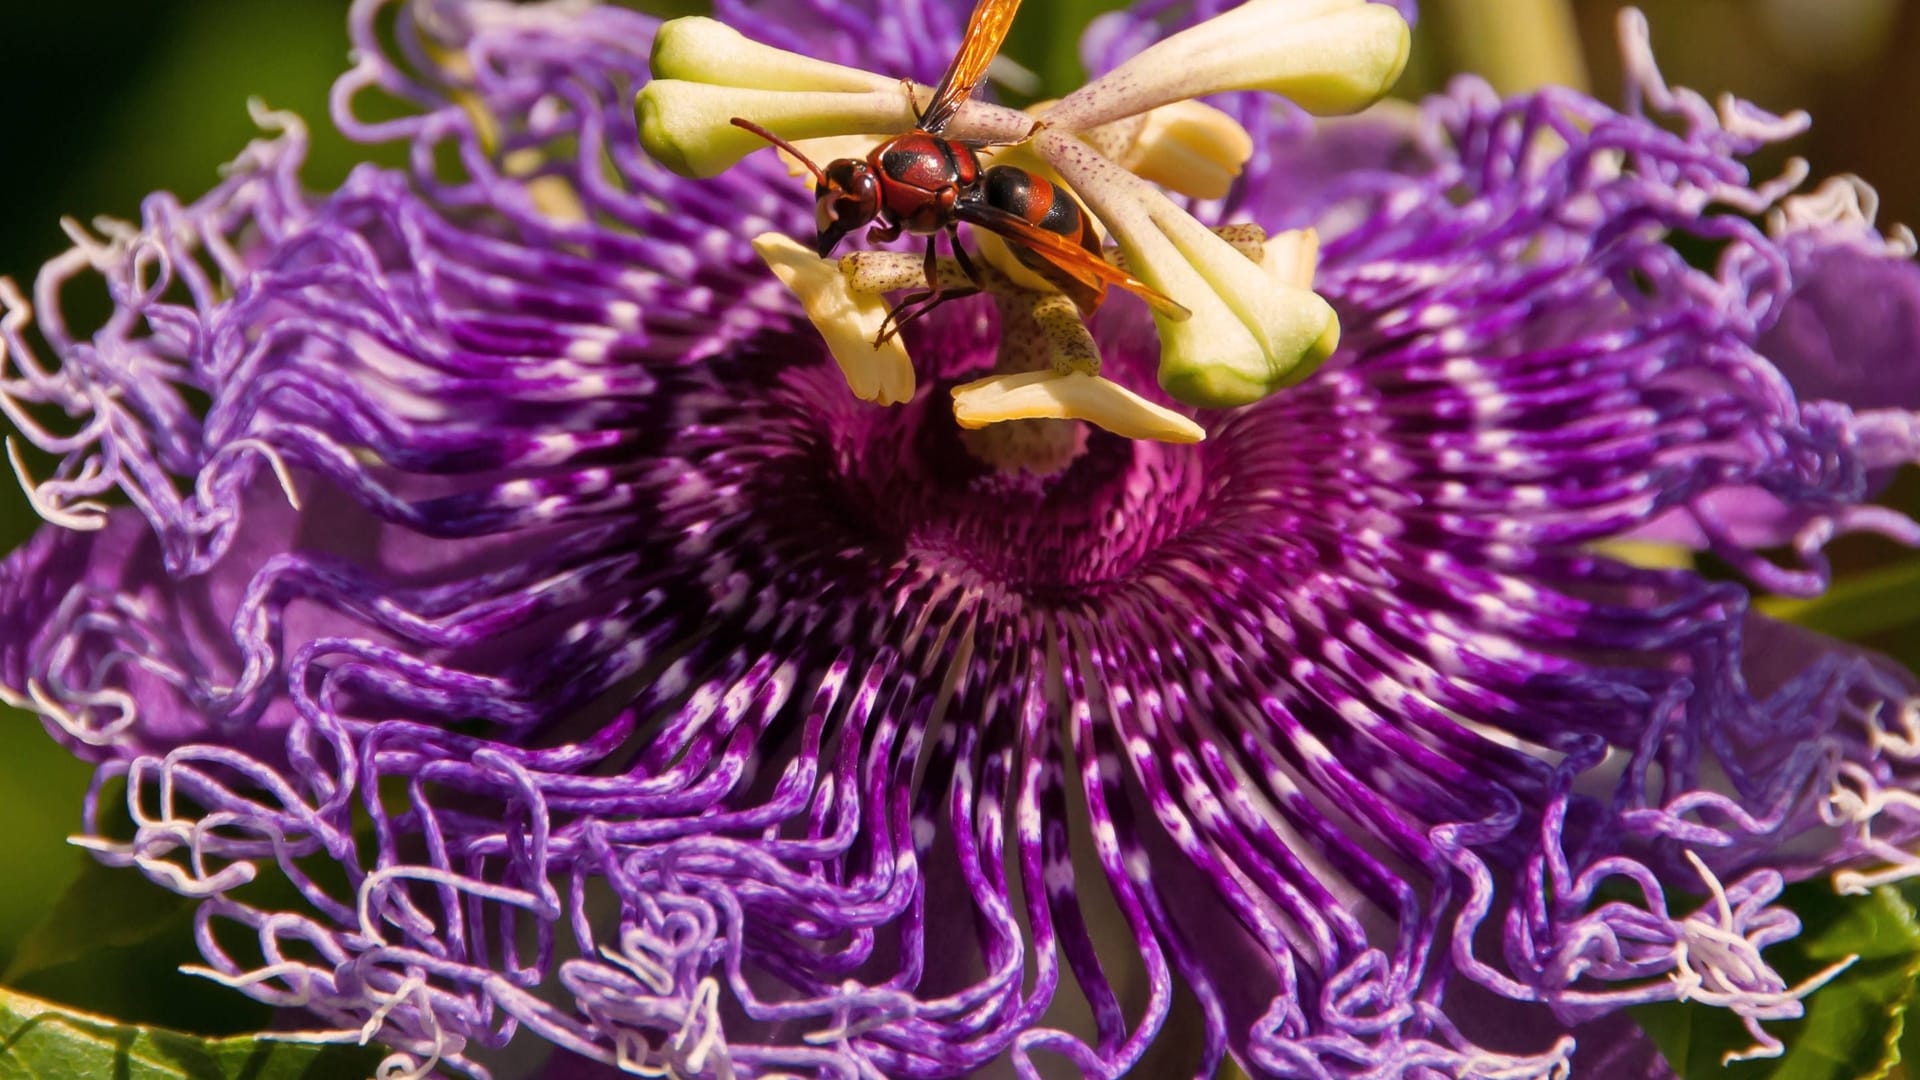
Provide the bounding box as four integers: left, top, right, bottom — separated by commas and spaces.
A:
1003, 0, 1134, 100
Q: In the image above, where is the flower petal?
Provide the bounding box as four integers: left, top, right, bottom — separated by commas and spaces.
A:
1761, 244, 1920, 410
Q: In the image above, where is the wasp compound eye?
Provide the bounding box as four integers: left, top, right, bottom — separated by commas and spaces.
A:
815, 159, 880, 257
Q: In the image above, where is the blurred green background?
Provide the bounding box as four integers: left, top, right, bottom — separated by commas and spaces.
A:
0, 0, 1917, 1047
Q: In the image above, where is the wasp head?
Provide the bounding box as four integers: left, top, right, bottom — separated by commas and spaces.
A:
815, 158, 880, 257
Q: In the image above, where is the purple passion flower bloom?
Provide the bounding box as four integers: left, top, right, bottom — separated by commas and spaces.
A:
3, 0, 1920, 1076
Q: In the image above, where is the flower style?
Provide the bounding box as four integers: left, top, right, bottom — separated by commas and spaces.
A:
2, 1, 1920, 1078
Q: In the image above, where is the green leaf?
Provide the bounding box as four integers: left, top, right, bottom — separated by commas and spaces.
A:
0, 985, 385, 1080
1635, 883, 1920, 1080
1, 845, 271, 1036
1756, 558, 1920, 643
3, 858, 192, 983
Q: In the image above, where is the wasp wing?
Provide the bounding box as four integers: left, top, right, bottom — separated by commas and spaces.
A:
918, 0, 1024, 136
960, 204, 1192, 321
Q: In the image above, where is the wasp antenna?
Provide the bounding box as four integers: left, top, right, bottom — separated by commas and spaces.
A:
729, 118, 827, 186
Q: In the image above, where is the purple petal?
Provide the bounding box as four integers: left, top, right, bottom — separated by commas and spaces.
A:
1626, 237, 1920, 566
1762, 243, 1920, 410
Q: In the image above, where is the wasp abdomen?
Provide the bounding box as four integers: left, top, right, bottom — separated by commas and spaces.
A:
981, 166, 1098, 254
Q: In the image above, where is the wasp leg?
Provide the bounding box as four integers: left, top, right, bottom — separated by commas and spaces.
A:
875, 239, 946, 344
876, 287, 982, 345
948, 224, 982, 288
923, 234, 941, 296
876, 292, 933, 344
874, 238, 980, 345
868, 218, 904, 244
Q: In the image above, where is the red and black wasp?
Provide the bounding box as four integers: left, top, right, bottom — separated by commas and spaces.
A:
731, 0, 1185, 343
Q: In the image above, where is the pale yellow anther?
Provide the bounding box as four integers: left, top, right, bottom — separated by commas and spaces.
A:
640, 17, 1032, 179
951, 371, 1205, 443
1043, 0, 1412, 133
641, 16, 905, 177
1260, 227, 1321, 290
1103, 101, 1254, 202
1037, 131, 1339, 408
639, 82, 917, 179
752, 233, 915, 406
650, 17, 896, 94
1017, 100, 1251, 203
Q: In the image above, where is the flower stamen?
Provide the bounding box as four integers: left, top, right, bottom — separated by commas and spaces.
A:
642, 2, 1409, 415
1040, 0, 1411, 132
640, 17, 1032, 177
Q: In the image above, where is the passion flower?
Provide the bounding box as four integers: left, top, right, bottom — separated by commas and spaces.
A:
1, 2, 1917, 1078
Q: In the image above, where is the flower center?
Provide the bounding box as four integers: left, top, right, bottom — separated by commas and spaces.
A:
853, 385, 1211, 590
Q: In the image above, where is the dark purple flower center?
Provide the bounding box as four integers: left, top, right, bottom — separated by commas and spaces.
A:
719, 310, 1214, 591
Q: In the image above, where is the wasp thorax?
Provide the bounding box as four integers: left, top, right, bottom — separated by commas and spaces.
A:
815, 159, 880, 256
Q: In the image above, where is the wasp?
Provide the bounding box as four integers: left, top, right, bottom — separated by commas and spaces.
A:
731, 0, 1186, 344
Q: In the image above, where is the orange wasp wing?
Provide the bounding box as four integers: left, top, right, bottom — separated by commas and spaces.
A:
917, 0, 1024, 136
959, 204, 1193, 322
